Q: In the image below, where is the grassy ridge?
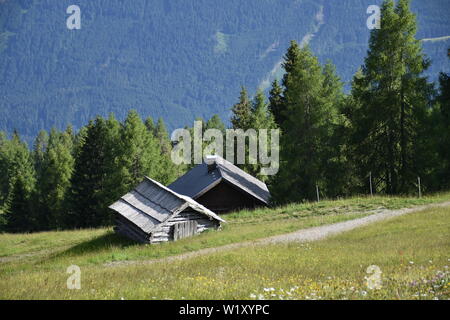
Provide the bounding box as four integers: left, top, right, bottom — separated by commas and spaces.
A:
0, 193, 449, 299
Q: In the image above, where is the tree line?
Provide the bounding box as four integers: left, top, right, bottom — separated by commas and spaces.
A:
0, 0, 449, 232
0, 112, 187, 232
269, 0, 450, 203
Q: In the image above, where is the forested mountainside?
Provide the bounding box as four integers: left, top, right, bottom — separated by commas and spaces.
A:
1, 0, 449, 142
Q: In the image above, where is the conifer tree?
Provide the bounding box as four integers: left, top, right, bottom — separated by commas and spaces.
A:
118, 110, 163, 190
0, 132, 11, 210
205, 114, 226, 133
36, 128, 74, 229
268, 79, 284, 128
153, 117, 181, 184
204, 114, 226, 159
246, 89, 276, 181
66, 116, 121, 228
320, 62, 354, 196
145, 116, 156, 134
349, 0, 432, 194
271, 43, 334, 203
32, 130, 49, 177
155, 117, 171, 156
5, 176, 34, 233
231, 86, 252, 130
3, 132, 36, 231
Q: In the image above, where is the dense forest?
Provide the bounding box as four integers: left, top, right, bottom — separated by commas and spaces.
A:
0, 0, 449, 233
0, 0, 449, 143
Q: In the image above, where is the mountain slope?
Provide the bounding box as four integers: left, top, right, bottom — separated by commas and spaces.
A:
0, 0, 449, 142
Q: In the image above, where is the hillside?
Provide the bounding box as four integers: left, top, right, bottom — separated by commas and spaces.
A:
1, 193, 449, 299
0, 0, 449, 143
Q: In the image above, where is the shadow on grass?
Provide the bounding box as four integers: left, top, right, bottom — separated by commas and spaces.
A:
48, 231, 137, 261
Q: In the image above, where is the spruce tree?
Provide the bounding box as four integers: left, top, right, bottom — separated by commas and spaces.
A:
205, 114, 226, 133
204, 114, 226, 159
247, 89, 276, 181
32, 130, 49, 178
5, 176, 34, 233
271, 43, 334, 203
3, 132, 36, 231
320, 62, 354, 197
153, 117, 181, 185
36, 128, 74, 229
268, 79, 284, 128
0, 132, 11, 210
145, 116, 156, 134
118, 110, 163, 190
67, 116, 121, 228
155, 117, 171, 156
231, 86, 252, 130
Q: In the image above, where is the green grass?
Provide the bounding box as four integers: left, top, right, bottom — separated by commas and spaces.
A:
0, 193, 449, 299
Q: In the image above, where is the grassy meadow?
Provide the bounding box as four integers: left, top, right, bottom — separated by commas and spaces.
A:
0, 193, 449, 299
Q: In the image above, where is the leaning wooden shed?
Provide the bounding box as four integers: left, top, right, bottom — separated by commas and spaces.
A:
168, 155, 270, 213
109, 176, 225, 244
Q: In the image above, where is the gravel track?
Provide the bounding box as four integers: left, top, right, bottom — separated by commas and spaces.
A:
104, 201, 450, 268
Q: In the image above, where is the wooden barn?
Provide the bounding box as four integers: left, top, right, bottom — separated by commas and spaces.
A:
109, 176, 225, 244
168, 155, 270, 213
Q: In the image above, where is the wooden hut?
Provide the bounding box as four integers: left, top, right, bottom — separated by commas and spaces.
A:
168, 155, 270, 213
109, 176, 225, 244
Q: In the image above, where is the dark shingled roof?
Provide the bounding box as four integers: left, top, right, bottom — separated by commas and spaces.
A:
168, 156, 270, 204
109, 176, 225, 234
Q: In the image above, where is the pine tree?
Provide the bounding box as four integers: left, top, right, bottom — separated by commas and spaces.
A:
155, 117, 171, 156
205, 114, 226, 133
246, 89, 276, 181
349, 0, 432, 194
5, 176, 34, 233
320, 62, 354, 197
204, 114, 226, 159
145, 116, 156, 134
118, 110, 163, 190
153, 117, 182, 185
271, 43, 334, 203
102, 113, 123, 201
0, 131, 11, 210
66, 116, 121, 228
231, 86, 252, 130
268, 79, 284, 128
3, 132, 36, 231
32, 130, 49, 178
36, 128, 74, 229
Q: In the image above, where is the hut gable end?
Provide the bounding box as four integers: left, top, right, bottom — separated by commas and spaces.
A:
168, 155, 271, 213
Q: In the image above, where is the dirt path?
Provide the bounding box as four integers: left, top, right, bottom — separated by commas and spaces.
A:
104, 201, 450, 268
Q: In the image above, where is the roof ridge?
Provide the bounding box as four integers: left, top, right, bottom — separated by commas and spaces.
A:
128, 187, 174, 218
145, 176, 225, 222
